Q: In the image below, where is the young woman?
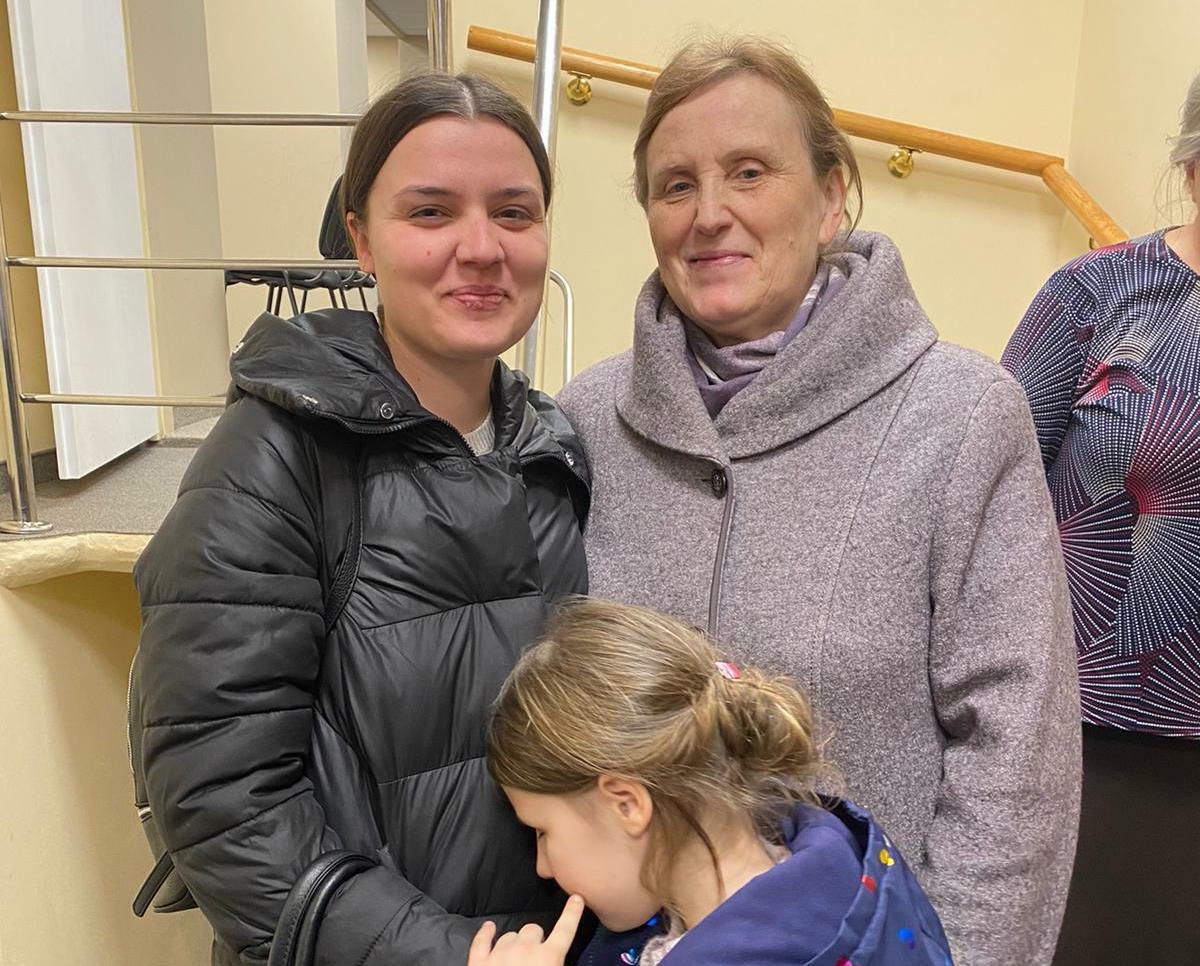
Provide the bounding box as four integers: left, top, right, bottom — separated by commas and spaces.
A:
128, 72, 590, 965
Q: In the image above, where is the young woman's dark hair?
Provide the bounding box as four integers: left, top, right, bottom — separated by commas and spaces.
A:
342, 71, 553, 227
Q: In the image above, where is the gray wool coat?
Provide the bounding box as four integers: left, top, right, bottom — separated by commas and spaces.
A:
558, 232, 1081, 966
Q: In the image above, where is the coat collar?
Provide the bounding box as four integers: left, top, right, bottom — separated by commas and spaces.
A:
229, 307, 533, 448
617, 232, 938, 460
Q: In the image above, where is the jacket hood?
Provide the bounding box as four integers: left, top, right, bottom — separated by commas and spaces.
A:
617, 231, 939, 460
663, 802, 865, 965
228, 308, 544, 453
671, 799, 948, 965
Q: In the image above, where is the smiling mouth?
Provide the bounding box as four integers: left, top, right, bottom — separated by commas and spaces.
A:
448, 287, 508, 309
688, 252, 748, 268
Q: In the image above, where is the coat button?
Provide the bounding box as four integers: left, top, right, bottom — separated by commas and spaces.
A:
379, 402, 395, 419
710, 467, 727, 498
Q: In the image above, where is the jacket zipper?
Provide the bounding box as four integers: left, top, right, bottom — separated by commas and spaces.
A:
706, 460, 737, 638
325, 411, 472, 456
126, 654, 141, 787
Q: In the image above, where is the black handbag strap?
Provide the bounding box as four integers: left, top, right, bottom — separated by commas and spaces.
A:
268, 851, 376, 966
132, 851, 177, 917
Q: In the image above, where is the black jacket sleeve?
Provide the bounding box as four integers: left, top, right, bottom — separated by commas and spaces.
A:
132, 398, 480, 965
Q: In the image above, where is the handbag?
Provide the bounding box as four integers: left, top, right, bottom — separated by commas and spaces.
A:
267, 850, 377, 966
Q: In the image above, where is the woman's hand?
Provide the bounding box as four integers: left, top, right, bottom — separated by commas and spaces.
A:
467, 895, 585, 966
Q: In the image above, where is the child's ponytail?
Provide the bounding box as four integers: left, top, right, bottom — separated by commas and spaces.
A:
702, 666, 826, 809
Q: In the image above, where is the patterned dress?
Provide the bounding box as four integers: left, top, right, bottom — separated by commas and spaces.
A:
1002, 229, 1200, 738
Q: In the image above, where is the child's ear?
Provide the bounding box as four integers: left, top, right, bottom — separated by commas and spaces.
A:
596, 775, 653, 836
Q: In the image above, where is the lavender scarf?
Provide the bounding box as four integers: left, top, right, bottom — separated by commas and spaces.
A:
684, 261, 846, 416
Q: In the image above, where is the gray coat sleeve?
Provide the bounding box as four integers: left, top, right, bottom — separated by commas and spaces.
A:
925, 377, 1081, 965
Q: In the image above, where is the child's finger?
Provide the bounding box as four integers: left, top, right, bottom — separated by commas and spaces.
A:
467, 921, 496, 964
546, 895, 586, 952
493, 930, 520, 950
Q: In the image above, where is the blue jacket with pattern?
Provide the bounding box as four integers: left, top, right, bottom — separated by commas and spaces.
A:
582, 800, 952, 966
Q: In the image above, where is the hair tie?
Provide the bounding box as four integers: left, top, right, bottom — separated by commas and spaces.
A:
715, 661, 741, 680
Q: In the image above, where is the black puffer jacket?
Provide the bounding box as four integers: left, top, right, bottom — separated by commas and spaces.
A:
129, 308, 589, 965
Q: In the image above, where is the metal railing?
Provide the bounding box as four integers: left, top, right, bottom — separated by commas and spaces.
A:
522, 0, 564, 377
0, 109, 363, 534
427, 0, 453, 72
0, 1, 576, 535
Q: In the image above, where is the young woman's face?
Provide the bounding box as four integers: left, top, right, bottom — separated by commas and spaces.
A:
347, 116, 548, 367
506, 785, 661, 932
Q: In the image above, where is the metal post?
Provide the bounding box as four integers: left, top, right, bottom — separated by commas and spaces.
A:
0, 183, 51, 533
427, 0, 453, 72
548, 269, 574, 383
522, 0, 565, 381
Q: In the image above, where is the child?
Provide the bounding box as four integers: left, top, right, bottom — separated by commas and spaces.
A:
468, 599, 953, 966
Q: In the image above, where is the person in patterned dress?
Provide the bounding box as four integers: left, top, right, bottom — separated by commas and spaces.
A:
1001, 70, 1200, 966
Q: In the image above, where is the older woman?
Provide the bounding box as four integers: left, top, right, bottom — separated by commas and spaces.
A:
128, 73, 589, 965
1001, 72, 1200, 965
560, 38, 1080, 965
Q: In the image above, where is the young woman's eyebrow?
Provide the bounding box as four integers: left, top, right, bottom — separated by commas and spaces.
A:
493, 186, 541, 200
392, 185, 541, 204
395, 185, 456, 199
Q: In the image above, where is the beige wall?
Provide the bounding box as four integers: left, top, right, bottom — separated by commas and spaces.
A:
1068, 0, 1200, 239
456, 0, 1094, 384
367, 35, 402, 99
0, 572, 210, 965
203, 0, 367, 347
126, 0, 229, 416
367, 34, 430, 99
7, 2, 1189, 472
14, 1, 1187, 467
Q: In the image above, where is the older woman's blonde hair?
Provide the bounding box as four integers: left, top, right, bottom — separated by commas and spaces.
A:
487, 597, 832, 903
632, 35, 863, 234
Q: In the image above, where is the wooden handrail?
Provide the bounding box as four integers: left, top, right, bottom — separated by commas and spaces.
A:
470, 26, 660, 90
1041, 163, 1125, 246
468, 25, 1127, 246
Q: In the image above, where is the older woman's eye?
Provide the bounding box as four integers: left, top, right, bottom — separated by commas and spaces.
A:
736, 167, 764, 181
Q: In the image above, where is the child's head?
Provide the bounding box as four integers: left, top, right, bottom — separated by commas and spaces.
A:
487, 598, 827, 930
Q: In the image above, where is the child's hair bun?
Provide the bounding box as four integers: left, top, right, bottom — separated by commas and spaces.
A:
697, 661, 826, 806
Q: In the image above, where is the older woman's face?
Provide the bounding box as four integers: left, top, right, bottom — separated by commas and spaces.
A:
645, 73, 846, 346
